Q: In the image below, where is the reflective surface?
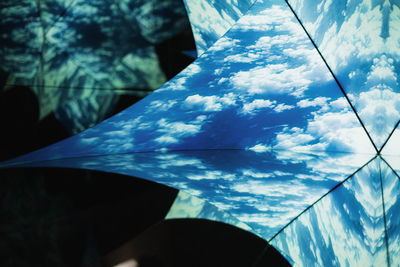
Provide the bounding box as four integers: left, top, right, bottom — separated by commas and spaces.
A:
3, 149, 372, 240
287, 0, 400, 150
271, 157, 388, 266
3, 0, 375, 164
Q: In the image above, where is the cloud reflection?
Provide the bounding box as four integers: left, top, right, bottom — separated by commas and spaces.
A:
271, 157, 387, 266
288, 0, 400, 149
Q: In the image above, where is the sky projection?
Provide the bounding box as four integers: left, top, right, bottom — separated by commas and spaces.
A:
2, 0, 400, 266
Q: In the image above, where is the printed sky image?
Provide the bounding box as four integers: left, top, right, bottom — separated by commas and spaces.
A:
1, 0, 400, 266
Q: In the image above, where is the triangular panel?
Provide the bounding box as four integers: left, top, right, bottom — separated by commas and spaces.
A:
381, 123, 400, 177
381, 157, 400, 266
271, 157, 388, 266
287, 0, 400, 150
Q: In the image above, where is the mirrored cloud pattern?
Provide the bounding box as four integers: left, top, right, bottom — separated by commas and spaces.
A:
288, 0, 400, 149
2, 0, 400, 265
271, 157, 388, 266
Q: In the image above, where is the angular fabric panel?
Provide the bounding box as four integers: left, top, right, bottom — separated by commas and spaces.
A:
381, 123, 400, 156
3, 0, 375, 164
287, 0, 400, 150
382, 156, 400, 180
271, 157, 388, 266
183, 0, 254, 55
381, 124, 400, 178
2, 149, 373, 240
381, 158, 400, 266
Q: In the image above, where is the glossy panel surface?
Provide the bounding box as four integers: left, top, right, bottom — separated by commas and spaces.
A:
3, 149, 373, 240
271, 157, 388, 266
287, 0, 400, 150
3, 0, 375, 164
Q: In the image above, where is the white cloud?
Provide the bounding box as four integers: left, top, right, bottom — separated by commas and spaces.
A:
187, 170, 235, 181
329, 97, 349, 110
146, 100, 177, 112
274, 103, 295, 112
367, 55, 397, 82
157, 63, 201, 91
274, 127, 316, 151
235, 4, 292, 32
314, 2, 385, 70
241, 169, 273, 178
230, 64, 314, 96
229, 4, 331, 97
183, 93, 237, 112
297, 97, 330, 108
154, 135, 178, 144
154, 116, 207, 144
209, 37, 240, 52
355, 88, 400, 147
273, 96, 375, 154
234, 14, 273, 31
224, 52, 260, 63
247, 143, 270, 152
241, 99, 275, 114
